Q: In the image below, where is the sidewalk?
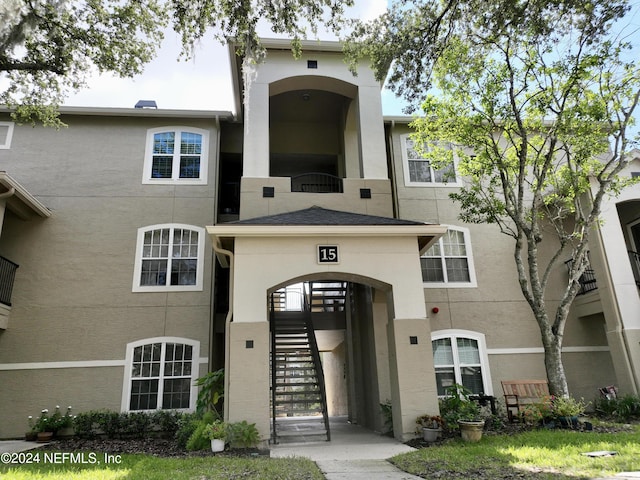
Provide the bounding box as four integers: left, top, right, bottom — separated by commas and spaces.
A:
270, 418, 422, 480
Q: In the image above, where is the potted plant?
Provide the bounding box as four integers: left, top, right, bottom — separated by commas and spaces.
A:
440, 384, 485, 442
203, 420, 227, 452
33, 409, 54, 442
25, 416, 37, 441
416, 415, 443, 442
551, 396, 588, 428
54, 406, 75, 438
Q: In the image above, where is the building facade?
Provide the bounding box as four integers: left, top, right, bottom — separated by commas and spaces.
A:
0, 39, 638, 441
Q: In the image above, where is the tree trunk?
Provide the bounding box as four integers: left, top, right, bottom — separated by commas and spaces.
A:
541, 333, 569, 397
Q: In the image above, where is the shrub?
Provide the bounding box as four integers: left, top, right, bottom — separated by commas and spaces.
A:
186, 411, 217, 451
175, 412, 200, 449
73, 409, 184, 440
227, 420, 260, 449
594, 394, 640, 422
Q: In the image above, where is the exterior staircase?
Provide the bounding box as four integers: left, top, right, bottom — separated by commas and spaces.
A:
270, 290, 332, 443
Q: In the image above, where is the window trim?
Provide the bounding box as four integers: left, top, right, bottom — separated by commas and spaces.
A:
0, 122, 15, 149
142, 126, 209, 185
422, 225, 477, 288
132, 224, 205, 292
400, 134, 461, 187
121, 337, 200, 412
431, 329, 493, 396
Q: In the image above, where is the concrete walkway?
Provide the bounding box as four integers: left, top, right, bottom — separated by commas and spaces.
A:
270, 418, 422, 480
0, 440, 43, 454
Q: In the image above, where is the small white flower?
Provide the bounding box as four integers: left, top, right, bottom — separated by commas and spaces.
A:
42, 409, 48, 413
56, 405, 60, 409
28, 416, 32, 419
67, 406, 72, 410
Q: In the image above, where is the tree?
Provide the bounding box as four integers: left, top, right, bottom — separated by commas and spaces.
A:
0, 0, 353, 126
348, 0, 640, 396
0, 0, 168, 126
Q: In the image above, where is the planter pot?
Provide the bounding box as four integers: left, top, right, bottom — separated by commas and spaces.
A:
56, 427, 75, 439
557, 416, 579, 429
25, 431, 38, 442
422, 427, 441, 442
37, 431, 54, 443
210, 439, 225, 453
458, 420, 484, 443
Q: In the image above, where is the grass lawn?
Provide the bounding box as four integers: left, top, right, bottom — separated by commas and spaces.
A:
0, 454, 324, 480
392, 424, 640, 479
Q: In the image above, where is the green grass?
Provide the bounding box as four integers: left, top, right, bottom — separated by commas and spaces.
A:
0, 453, 324, 480
392, 425, 640, 479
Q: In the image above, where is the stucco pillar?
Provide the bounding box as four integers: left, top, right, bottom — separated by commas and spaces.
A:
357, 86, 388, 180
387, 317, 440, 441
242, 81, 270, 178
225, 321, 271, 441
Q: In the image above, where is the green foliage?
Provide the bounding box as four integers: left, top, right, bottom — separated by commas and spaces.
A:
380, 400, 393, 436
594, 394, 640, 421
30, 406, 74, 433
203, 420, 227, 440
439, 384, 482, 430
186, 411, 217, 451
226, 420, 260, 449
72, 409, 182, 440
1, 0, 168, 126
195, 368, 225, 417
0, 453, 326, 479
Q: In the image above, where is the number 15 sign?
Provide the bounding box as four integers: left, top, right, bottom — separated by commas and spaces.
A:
317, 245, 339, 264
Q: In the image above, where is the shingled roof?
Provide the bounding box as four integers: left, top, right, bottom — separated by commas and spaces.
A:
232, 206, 428, 226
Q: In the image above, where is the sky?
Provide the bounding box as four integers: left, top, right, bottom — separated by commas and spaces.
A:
63, 1, 408, 116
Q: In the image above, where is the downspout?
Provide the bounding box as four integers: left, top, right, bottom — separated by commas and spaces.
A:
211, 236, 234, 420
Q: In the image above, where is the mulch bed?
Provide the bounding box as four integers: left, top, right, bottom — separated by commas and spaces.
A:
39, 437, 270, 458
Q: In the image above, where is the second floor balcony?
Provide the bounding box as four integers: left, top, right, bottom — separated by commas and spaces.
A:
0, 255, 18, 307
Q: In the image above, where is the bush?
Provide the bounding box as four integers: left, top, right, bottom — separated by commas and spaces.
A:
594, 394, 640, 422
227, 420, 260, 449
186, 411, 218, 451
73, 409, 183, 440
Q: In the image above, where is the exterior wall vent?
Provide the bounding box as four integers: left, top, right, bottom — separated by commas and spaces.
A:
135, 100, 158, 109
307, 60, 318, 69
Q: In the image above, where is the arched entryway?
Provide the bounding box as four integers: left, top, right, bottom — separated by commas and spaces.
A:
207, 206, 447, 443
268, 273, 395, 443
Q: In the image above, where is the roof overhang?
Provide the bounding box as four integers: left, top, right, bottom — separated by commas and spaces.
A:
207, 223, 448, 266
0, 172, 51, 220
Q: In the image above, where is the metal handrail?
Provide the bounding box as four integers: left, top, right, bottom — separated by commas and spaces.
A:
0, 255, 19, 306
564, 255, 597, 296
291, 173, 343, 193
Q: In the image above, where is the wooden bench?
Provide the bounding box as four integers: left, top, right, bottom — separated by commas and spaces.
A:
501, 380, 550, 422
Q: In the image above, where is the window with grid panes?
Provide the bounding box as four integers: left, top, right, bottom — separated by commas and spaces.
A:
128, 341, 195, 410
133, 224, 205, 292
422, 229, 471, 283
402, 135, 456, 185
143, 127, 208, 184
432, 336, 485, 396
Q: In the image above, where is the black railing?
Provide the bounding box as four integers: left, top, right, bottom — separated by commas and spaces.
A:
0, 255, 19, 306
291, 173, 343, 193
565, 255, 598, 295
629, 251, 640, 287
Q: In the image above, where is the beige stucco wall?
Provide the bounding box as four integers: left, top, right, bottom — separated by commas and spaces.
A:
388, 121, 618, 400
0, 115, 217, 437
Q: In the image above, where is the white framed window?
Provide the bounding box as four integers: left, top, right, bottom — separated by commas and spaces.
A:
132, 224, 205, 292
431, 330, 492, 396
122, 337, 200, 411
422, 226, 477, 287
400, 134, 459, 186
142, 127, 209, 184
0, 122, 15, 149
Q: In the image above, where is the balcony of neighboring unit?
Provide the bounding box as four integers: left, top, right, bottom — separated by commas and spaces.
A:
0, 255, 18, 329
565, 255, 602, 318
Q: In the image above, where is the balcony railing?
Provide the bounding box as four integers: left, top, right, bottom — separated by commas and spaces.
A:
629, 250, 640, 287
0, 255, 19, 306
291, 173, 343, 193
565, 255, 598, 296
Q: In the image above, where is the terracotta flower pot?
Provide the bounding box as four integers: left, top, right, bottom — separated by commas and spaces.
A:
37, 431, 54, 443
458, 420, 484, 442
